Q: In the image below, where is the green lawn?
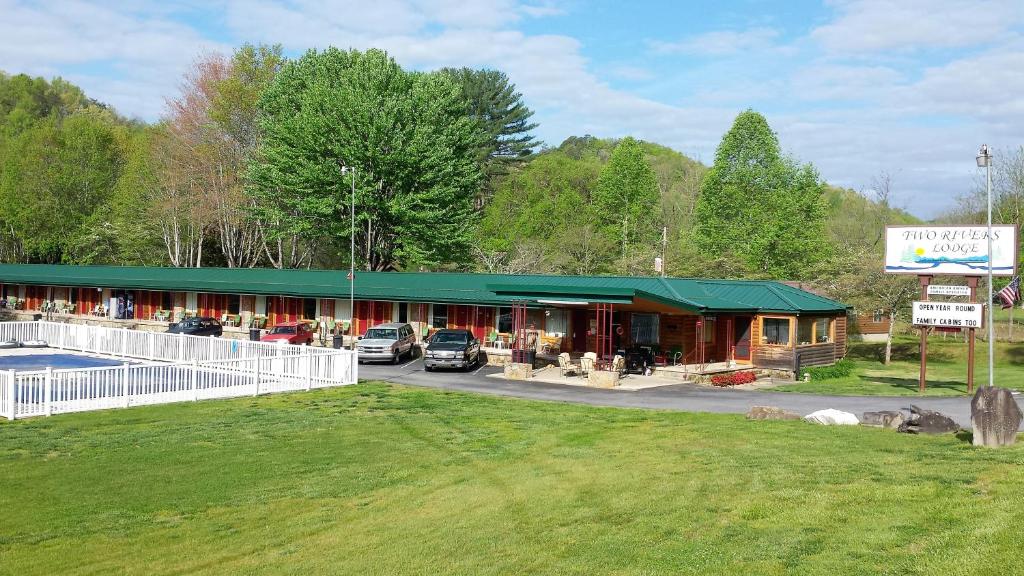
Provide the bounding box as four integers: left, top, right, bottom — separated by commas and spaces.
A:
2, 383, 1024, 575
775, 336, 1024, 396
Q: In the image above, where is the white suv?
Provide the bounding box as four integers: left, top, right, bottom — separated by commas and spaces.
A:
357, 322, 417, 364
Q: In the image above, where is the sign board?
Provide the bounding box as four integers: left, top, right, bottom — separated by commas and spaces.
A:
926, 284, 971, 297
884, 225, 1017, 276
912, 301, 983, 328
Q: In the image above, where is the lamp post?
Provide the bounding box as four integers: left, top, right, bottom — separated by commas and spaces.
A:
339, 163, 356, 350
976, 144, 994, 387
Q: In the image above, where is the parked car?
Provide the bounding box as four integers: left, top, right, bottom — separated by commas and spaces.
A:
260, 321, 314, 345
423, 329, 480, 371
167, 316, 223, 337
356, 322, 417, 363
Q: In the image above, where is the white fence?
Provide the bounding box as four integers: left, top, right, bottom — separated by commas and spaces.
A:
0, 321, 358, 420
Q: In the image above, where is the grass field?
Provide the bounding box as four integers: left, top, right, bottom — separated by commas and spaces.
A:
775, 336, 1024, 396
2, 383, 1023, 575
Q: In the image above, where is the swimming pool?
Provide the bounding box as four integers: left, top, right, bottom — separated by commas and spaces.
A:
0, 353, 129, 372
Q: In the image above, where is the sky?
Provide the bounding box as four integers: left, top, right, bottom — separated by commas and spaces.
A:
1, 0, 1023, 219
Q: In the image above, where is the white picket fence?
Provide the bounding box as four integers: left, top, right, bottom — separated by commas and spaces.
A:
0, 321, 358, 420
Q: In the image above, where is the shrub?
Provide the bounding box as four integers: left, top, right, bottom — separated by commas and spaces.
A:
710, 371, 757, 387
804, 359, 854, 381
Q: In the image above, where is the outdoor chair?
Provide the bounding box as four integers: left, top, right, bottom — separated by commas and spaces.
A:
341, 320, 351, 334
485, 330, 500, 348
611, 354, 626, 375
324, 318, 337, 334
579, 355, 595, 377
557, 353, 580, 377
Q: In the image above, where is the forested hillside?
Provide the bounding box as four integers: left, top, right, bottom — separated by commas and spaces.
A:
0, 44, 922, 306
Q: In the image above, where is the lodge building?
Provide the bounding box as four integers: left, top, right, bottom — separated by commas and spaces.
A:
0, 264, 850, 373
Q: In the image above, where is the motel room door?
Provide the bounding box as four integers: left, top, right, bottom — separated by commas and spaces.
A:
571, 309, 587, 352
733, 316, 752, 362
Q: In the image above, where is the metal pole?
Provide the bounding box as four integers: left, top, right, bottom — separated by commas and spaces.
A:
985, 147, 995, 388
350, 168, 356, 351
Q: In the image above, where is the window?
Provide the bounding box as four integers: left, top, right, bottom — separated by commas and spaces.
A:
228, 294, 241, 315
303, 298, 317, 320
398, 302, 408, 323
872, 310, 884, 323
815, 318, 833, 343
498, 307, 512, 333
797, 317, 814, 345
702, 318, 715, 343
762, 318, 791, 346
432, 304, 448, 329
161, 292, 172, 311
630, 313, 660, 344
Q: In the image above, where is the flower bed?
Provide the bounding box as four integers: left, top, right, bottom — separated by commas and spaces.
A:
710, 371, 758, 387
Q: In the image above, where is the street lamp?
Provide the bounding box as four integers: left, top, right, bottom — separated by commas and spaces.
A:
339, 163, 357, 350
976, 144, 994, 387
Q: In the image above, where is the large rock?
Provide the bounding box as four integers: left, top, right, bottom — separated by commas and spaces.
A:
747, 406, 802, 421
971, 387, 1022, 448
804, 409, 860, 426
898, 405, 960, 435
861, 411, 905, 429
503, 362, 533, 380
587, 370, 619, 389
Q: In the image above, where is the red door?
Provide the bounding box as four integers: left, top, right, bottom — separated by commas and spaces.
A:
734, 317, 752, 361
571, 309, 587, 353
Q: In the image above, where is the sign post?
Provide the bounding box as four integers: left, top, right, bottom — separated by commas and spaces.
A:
918, 276, 931, 393
966, 277, 979, 393
887, 225, 1017, 394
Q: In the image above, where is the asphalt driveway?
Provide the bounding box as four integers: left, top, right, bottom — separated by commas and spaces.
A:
356, 357, 1024, 430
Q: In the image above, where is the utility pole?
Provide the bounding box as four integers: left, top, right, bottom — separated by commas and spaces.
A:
661, 226, 667, 278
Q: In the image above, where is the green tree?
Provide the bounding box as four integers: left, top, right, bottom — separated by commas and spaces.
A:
249, 48, 481, 271
593, 137, 662, 259
693, 110, 830, 279
0, 108, 125, 263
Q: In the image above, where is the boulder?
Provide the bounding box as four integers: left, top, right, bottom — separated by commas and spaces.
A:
587, 370, 619, 389
897, 405, 960, 435
971, 387, 1022, 448
804, 409, 859, 426
746, 406, 802, 421
861, 411, 905, 429
503, 363, 533, 380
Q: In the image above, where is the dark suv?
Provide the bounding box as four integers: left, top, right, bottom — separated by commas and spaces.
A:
424, 329, 480, 371
167, 317, 223, 337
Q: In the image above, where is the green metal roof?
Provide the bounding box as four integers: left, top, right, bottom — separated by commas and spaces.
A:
0, 264, 848, 315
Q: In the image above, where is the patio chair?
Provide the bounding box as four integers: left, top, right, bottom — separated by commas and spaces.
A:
579, 355, 595, 377
485, 330, 500, 348
557, 353, 580, 377
611, 354, 626, 375
341, 320, 351, 334
324, 318, 337, 334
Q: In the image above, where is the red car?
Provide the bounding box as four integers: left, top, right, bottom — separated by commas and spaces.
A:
260, 321, 314, 345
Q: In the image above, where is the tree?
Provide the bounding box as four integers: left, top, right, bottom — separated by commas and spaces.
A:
837, 251, 917, 364
249, 48, 481, 271
593, 137, 662, 259
693, 110, 830, 279
440, 67, 537, 202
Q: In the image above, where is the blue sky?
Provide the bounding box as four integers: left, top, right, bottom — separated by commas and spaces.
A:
2, 0, 1023, 218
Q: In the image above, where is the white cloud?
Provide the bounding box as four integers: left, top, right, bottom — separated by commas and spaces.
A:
811, 0, 1024, 54
649, 27, 780, 56
0, 0, 226, 119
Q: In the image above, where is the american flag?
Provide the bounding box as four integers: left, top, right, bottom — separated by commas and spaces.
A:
997, 275, 1021, 309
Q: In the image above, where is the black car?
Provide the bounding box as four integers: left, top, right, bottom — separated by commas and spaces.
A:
423, 329, 480, 371
167, 316, 223, 337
